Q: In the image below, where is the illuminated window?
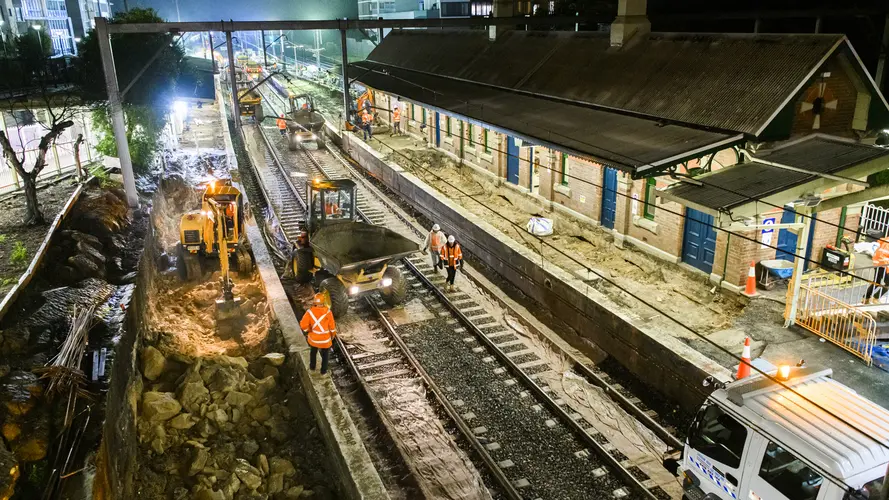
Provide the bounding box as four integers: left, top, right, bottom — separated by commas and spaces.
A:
560, 154, 569, 186
643, 178, 657, 220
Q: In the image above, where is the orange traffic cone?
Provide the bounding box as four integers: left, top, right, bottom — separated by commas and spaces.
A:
742, 261, 758, 297
736, 337, 752, 380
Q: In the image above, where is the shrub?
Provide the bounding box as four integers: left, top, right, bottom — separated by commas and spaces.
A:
9, 241, 28, 267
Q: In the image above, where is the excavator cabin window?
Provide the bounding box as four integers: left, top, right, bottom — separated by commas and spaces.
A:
293, 96, 312, 112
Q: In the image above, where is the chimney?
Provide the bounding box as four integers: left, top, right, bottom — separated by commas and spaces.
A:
610, 0, 650, 47
488, 0, 515, 41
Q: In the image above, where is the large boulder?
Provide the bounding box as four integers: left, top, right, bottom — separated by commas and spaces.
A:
142, 392, 181, 422
67, 254, 102, 279
269, 457, 296, 477
178, 381, 210, 413
223, 391, 252, 407
233, 459, 262, 490
169, 413, 195, 430
141, 346, 166, 381
187, 448, 210, 476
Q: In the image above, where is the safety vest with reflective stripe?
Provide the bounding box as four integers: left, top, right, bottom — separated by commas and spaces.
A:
276, 118, 287, 130
429, 231, 445, 251
393, 108, 401, 122
362, 112, 372, 125
440, 243, 463, 268
875, 238, 889, 268
300, 306, 337, 348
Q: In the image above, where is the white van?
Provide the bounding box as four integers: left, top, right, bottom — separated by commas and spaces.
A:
680, 366, 888, 500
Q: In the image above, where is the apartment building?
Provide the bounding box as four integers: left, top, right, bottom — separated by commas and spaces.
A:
7, 0, 76, 56
66, 0, 111, 39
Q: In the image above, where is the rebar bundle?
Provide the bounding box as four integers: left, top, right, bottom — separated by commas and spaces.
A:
35, 304, 97, 404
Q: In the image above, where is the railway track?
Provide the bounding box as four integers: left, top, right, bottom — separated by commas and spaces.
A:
246, 83, 682, 499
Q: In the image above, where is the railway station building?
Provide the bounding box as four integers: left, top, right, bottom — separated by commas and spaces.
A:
350, 24, 889, 292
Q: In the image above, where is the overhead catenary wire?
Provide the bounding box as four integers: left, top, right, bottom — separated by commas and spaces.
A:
269, 68, 889, 457
387, 111, 884, 290
363, 129, 889, 459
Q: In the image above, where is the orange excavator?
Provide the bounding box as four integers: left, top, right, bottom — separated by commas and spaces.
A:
345, 89, 375, 131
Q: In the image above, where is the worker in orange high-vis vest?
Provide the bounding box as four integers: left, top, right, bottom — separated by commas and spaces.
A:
276, 114, 287, 137
299, 293, 337, 374
439, 235, 463, 292
422, 223, 446, 271
361, 111, 373, 141
392, 106, 402, 136
867, 237, 889, 303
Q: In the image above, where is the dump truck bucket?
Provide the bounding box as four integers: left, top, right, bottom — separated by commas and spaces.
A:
311, 221, 419, 275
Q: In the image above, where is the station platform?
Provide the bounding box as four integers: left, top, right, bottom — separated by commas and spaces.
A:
280, 73, 889, 412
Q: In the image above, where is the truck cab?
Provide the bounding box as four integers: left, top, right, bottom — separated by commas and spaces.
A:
306, 178, 356, 234
681, 366, 887, 500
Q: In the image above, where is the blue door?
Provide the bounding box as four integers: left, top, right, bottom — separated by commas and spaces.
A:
682, 208, 717, 273
776, 206, 798, 262
434, 112, 441, 147
600, 167, 618, 229
506, 137, 520, 184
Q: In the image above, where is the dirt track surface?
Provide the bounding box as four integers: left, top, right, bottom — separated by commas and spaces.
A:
387, 147, 744, 336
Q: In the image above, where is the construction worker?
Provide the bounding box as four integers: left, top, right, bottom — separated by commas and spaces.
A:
392, 106, 402, 136
422, 223, 446, 271
361, 111, 373, 141
299, 293, 337, 374
439, 235, 463, 292
276, 114, 287, 137
867, 236, 889, 303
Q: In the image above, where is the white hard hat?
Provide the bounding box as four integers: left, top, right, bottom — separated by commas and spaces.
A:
432, 224, 440, 231
447, 235, 455, 244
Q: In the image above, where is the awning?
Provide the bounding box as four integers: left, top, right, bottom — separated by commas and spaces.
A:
660, 134, 889, 219
349, 61, 743, 178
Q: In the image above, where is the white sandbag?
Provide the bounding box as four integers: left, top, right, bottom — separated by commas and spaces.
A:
527, 217, 553, 236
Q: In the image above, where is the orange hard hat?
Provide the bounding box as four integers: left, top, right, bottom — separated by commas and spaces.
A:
313, 293, 325, 305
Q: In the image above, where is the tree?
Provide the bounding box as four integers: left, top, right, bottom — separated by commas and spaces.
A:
0, 32, 78, 225
77, 8, 184, 173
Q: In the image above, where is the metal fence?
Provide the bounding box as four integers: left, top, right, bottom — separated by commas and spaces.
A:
0, 138, 97, 195
860, 202, 889, 239
796, 274, 877, 365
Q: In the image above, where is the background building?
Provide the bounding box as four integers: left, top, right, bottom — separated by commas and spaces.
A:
66, 0, 111, 39
8, 0, 76, 56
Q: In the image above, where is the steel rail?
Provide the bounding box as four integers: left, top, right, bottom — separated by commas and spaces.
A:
366, 298, 525, 500
254, 102, 679, 498
253, 120, 523, 500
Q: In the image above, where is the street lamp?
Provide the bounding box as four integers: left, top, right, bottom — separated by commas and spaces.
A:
31, 25, 44, 58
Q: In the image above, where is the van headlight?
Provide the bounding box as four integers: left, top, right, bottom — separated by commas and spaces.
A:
349, 285, 360, 295
296, 135, 303, 142
310, 134, 317, 140
381, 278, 392, 287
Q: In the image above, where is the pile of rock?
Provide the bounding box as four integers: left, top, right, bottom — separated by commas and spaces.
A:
136, 346, 311, 499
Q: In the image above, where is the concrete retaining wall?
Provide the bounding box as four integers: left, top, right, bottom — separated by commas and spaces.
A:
94, 223, 155, 499
338, 129, 731, 412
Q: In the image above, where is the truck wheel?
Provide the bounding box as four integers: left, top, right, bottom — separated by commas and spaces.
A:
294, 247, 314, 284
177, 245, 202, 281
255, 104, 264, 123
288, 133, 299, 151
313, 269, 333, 289
320, 277, 349, 318
236, 248, 254, 277
380, 266, 407, 306
316, 133, 326, 150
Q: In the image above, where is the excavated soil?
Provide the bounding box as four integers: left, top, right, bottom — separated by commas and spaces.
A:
129, 113, 338, 499
387, 148, 744, 336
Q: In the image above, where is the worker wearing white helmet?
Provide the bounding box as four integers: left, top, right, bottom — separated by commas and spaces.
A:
422, 223, 447, 272
439, 234, 463, 292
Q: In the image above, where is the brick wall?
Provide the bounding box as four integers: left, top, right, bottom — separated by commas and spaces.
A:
790, 58, 859, 138
551, 155, 603, 222
623, 177, 684, 258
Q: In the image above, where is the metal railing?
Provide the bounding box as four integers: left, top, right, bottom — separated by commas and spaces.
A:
796, 275, 877, 365
1, 138, 98, 195
800, 267, 877, 307
860, 202, 889, 239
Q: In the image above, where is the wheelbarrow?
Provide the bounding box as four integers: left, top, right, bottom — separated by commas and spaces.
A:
756, 259, 795, 290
